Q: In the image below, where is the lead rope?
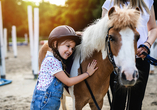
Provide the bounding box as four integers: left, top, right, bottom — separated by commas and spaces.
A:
139, 44, 157, 66
79, 54, 101, 110
108, 79, 131, 110
125, 88, 131, 110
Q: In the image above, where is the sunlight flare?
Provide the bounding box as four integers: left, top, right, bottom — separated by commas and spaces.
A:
23, 0, 66, 6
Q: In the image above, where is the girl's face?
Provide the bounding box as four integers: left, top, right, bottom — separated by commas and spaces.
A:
57, 40, 76, 60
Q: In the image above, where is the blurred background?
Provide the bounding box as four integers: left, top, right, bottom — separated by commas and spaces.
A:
0, 0, 106, 43
0, 0, 156, 43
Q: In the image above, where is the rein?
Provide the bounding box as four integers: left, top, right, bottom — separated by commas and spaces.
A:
79, 55, 101, 110
138, 44, 157, 66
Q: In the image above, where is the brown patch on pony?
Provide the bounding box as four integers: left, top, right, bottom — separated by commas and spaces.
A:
74, 51, 113, 109
108, 6, 140, 29
108, 28, 122, 56
133, 28, 140, 57
38, 42, 51, 69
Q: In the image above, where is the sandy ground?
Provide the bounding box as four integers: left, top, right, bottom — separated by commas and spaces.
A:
0, 45, 157, 110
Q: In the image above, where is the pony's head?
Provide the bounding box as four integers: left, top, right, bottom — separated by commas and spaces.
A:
79, 6, 140, 87
107, 6, 140, 87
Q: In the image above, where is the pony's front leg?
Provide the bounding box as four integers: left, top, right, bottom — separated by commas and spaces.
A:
74, 102, 84, 110
61, 95, 68, 110
74, 98, 89, 110
89, 99, 103, 110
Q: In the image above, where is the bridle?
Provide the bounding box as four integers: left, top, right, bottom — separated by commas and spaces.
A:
105, 26, 157, 110
105, 26, 121, 75
106, 26, 131, 110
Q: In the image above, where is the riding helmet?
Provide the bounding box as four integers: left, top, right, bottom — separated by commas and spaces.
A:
48, 25, 81, 48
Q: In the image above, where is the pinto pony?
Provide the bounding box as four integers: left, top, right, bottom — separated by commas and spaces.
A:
38, 6, 140, 110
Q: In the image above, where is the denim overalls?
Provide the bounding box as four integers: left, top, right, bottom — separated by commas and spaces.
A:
30, 77, 64, 110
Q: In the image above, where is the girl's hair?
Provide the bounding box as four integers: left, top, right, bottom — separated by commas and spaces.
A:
112, 0, 150, 14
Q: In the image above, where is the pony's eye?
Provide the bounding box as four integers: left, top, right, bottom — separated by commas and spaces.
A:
109, 35, 115, 41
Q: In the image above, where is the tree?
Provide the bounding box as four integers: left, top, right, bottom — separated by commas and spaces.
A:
1, 0, 106, 38
1, 0, 35, 37
59, 0, 105, 31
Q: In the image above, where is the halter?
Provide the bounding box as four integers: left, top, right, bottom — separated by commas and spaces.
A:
105, 26, 121, 75
106, 26, 133, 110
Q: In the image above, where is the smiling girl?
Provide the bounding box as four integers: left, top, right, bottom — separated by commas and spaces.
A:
30, 25, 98, 110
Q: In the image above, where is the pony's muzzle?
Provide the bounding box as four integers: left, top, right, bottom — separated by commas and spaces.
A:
120, 70, 139, 87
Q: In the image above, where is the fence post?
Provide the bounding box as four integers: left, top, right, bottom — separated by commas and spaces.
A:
4, 28, 7, 58
12, 25, 18, 58
0, 1, 6, 79
27, 5, 34, 75
33, 8, 39, 79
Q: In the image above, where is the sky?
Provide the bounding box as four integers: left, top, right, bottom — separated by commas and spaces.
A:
23, 0, 66, 6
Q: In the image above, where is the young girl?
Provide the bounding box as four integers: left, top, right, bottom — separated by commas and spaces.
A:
102, 0, 157, 110
30, 25, 98, 110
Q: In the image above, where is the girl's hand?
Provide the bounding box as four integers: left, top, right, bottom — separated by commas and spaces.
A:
137, 47, 147, 58
86, 60, 98, 76
137, 44, 150, 59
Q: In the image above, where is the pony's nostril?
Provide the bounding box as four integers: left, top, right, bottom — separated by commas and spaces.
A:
133, 71, 136, 78
133, 70, 139, 79
136, 72, 139, 78
122, 72, 126, 80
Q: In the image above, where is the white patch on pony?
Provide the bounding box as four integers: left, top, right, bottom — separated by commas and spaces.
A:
101, 47, 107, 60
68, 46, 81, 110
114, 27, 137, 81
80, 14, 109, 60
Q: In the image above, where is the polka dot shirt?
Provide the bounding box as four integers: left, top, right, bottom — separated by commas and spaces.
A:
37, 51, 63, 91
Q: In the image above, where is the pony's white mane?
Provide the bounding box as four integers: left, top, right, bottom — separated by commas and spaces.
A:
78, 14, 109, 60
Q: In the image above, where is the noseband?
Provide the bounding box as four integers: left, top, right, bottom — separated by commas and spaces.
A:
105, 26, 121, 75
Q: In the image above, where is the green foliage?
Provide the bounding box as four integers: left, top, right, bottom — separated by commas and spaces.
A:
1, 0, 106, 40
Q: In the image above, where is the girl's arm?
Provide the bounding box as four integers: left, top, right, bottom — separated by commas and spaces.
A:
54, 60, 98, 86
146, 6, 157, 46
137, 6, 157, 58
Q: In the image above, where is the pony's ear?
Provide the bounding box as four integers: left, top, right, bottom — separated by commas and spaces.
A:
135, 7, 140, 11
135, 7, 140, 16
108, 7, 116, 18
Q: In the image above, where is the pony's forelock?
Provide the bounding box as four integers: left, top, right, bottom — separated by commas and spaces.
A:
108, 6, 140, 29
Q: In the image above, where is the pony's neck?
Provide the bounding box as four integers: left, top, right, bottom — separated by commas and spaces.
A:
79, 15, 109, 60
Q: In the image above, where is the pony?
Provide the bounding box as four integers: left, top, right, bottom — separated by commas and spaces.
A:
38, 6, 141, 110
